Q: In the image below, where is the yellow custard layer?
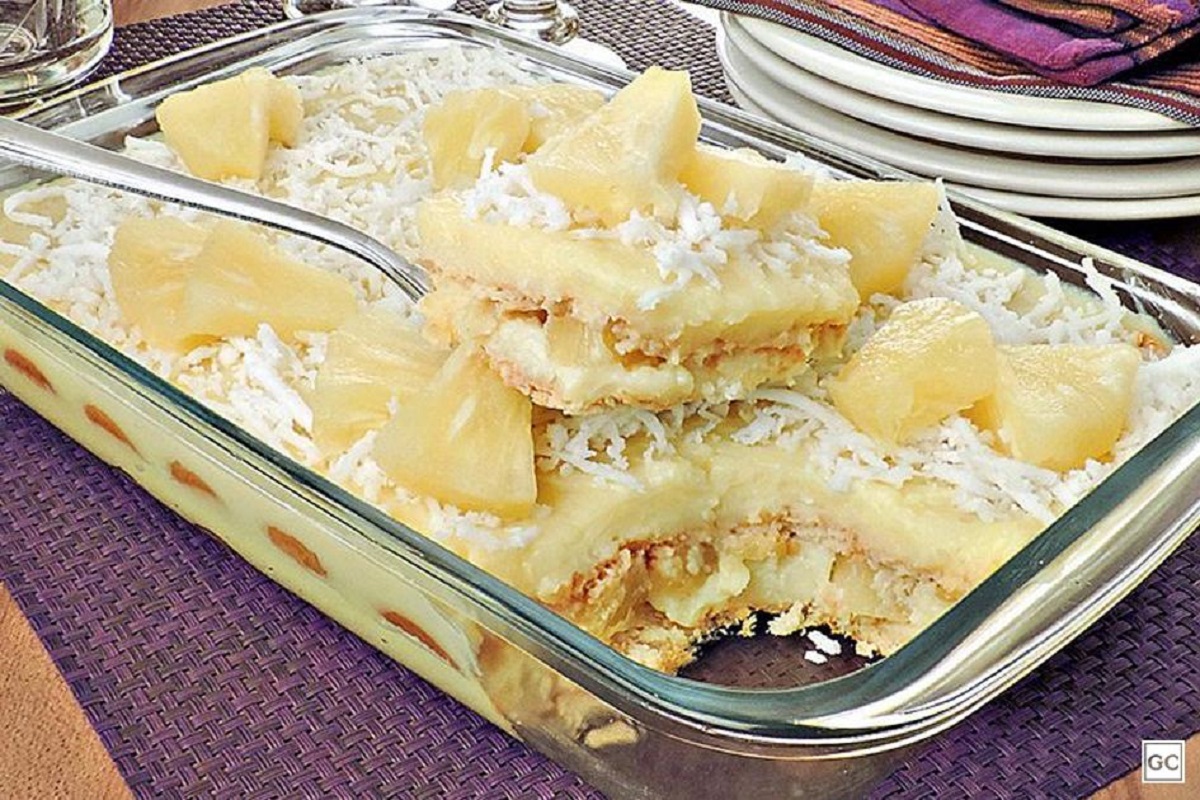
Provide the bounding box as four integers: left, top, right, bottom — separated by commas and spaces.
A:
417, 194, 858, 412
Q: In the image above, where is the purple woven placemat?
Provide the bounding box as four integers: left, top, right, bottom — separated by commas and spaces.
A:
1, 1, 1198, 798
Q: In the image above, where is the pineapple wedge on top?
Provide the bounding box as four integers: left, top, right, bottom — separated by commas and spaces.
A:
526, 66, 701, 225
108, 216, 211, 352
830, 297, 997, 444
680, 144, 812, 230
422, 84, 605, 190
156, 69, 302, 181
309, 308, 448, 454
810, 180, 941, 300
969, 343, 1140, 471
423, 88, 532, 190
241, 67, 304, 147
505, 84, 606, 151
182, 220, 357, 340
374, 344, 537, 519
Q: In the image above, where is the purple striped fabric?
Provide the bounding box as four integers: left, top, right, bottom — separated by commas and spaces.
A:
999, 0, 1137, 34
696, 0, 1200, 124
899, 0, 1200, 84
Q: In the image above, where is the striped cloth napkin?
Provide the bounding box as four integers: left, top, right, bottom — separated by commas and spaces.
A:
697, 0, 1200, 124
903, 0, 1200, 85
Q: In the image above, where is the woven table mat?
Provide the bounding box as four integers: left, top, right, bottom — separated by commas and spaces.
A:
1, 1, 1198, 798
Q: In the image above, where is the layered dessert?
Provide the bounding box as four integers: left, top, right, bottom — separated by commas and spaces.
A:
1, 47, 1197, 676
416, 68, 863, 413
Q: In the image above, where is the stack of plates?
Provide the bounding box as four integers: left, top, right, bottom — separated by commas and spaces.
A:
719, 12, 1200, 220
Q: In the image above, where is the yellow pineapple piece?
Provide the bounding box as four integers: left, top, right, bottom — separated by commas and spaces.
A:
374, 345, 536, 518
157, 76, 270, 181
310, 308, 448, 453
526, 66, 701, 225
546, 313, 612, 365
504, 84, 606, 151
680, 144, 812, 229
242, 67, 304, 147
156, 69, 303, 180
969, 343, 1140, 471
423, 89, 531, 190
109, 217, 212, 352
830, 297, 997, 444
182, 220, 356, 340
810, 180, 941, 299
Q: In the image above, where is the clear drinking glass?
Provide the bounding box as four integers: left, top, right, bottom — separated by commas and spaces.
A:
0, 0, 112, 103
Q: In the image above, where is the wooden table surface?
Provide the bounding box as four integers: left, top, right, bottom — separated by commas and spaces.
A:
94, 1, 1200, 797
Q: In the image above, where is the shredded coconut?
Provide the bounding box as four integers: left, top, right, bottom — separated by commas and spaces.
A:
2, 44, 1197, 545
460, 161, 848, 310
806, 629, 843, 656
0, 47, 548, 551
803, 650, 829, 665
535, 406, 676, 489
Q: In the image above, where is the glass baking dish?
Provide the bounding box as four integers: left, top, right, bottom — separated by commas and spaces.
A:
2, 8, 1199, 797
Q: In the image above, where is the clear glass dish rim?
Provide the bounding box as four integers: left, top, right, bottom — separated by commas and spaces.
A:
7, 6, 1199, 745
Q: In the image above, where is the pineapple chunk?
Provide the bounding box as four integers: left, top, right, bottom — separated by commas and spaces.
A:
182, 220, 357, 340
156, 69, 302, 180
242, 67, 304, 147
374, 345, 536, 518
504, 84, 606, 151
810, 180, 940, 299
830, 297, 997, 444
526, 66, 701, 225
423, 88, 531, 190
109, 216, 211, 352
969, 344, 1140, 471
310, 308, 447, 453
680, 144, 812, 229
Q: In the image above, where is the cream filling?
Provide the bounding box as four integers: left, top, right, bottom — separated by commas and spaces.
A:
545, 519, 956, 674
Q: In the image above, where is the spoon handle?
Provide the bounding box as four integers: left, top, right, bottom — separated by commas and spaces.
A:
0, 115, 428, 300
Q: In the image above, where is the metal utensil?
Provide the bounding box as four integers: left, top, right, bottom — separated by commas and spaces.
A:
0, 115, 429, 300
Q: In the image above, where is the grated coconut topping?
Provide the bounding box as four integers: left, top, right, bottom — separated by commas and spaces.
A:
0, 45, 1197, 549
460, 161, 849, 310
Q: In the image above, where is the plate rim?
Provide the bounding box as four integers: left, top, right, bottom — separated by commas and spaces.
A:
725, 18, 1200, 161
720, 34, 1200, 200
723, 74, 1200, 219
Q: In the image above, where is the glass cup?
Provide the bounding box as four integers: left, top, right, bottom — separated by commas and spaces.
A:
0, 0, 113, 104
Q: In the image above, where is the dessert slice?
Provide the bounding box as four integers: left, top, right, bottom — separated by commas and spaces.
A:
416, 68, 864, 413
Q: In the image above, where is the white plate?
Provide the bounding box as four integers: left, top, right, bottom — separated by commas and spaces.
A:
733, 12, 1188, 133
724, 75, 1200, 219
726, 16, 1200, 160
946, 183, 1200, 219
720, 34, 1200, 199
